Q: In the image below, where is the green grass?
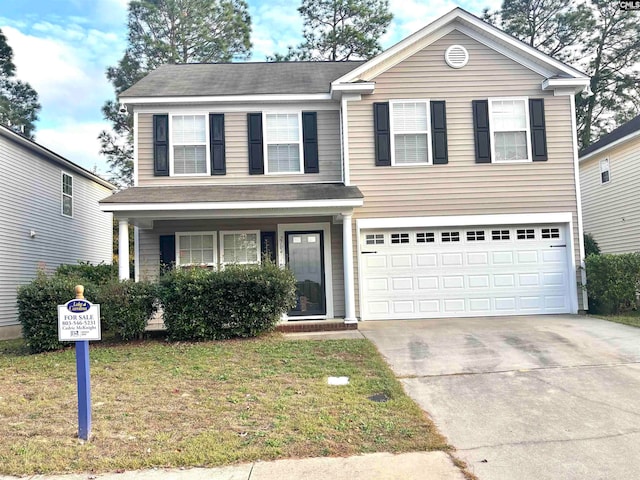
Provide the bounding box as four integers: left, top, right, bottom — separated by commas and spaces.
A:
593, 311, 640, 328
0, 335, 448, 475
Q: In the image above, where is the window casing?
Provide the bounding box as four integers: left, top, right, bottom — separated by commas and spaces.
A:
176, 232, 217, 268
170, 114, 209, 176
263, 112, 304, 174
389, 100, 431, 165
600, 158, 610, 184
61, 172, 73, 217
220, 231, 260, 265
489, 98, 532, 163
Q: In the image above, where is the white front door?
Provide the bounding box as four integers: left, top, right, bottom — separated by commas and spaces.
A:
360, 224, 572, 320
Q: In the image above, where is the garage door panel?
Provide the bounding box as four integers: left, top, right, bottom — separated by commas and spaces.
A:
361, 224, 572, 319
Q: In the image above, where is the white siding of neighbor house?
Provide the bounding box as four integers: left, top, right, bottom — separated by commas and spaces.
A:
345, 29, 582, 313
136, 108, 343, 186
138, 217, 345, 318
580, 137, 640, 254
0, 136, 113, 337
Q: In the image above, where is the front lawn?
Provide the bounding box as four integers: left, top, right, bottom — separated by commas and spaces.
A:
0, 336, 448, 475
593, 311, 640, 328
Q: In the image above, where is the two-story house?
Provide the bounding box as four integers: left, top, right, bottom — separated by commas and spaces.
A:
100, 8, 590, 326
579, 114, 640, 254
0, 124, 115, 339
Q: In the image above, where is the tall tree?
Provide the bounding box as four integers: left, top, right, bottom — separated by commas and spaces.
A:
0, 30, 40, 138
269, 0, 392, 62
576, 0, 640, 148
485, 0, 640, 148
100, 0, 252, 187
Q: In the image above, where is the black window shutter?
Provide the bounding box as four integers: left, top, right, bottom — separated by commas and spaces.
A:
209, 114, 226, 175
153, 114, 169, 176
159, 235, 175, 275
302, 111, 319, 174
472, 100, 491, 164
529, 99, 548, 161
373, 102, 391, 166
430, 101, 448, 165
247, 113, 264, 175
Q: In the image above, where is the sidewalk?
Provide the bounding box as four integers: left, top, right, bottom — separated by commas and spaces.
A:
0, 452, 466, 480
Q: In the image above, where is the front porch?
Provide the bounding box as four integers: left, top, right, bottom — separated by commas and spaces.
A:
100, 184, 364, 326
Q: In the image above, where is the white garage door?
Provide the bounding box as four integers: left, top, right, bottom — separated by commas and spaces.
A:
360, 225, 572, 319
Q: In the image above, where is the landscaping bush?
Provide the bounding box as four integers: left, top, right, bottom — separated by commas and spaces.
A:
17, 272, 99, 354
158, 262, 296, 341
584, 233, 601, 256
585, 253, 640, 314
55, 261, 117, 286
97, 280, 158, 340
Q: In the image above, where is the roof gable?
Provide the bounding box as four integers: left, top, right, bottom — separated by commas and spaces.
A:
333, 7, 588, 86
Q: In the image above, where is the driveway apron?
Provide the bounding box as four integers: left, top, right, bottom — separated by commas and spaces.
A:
360, 315, 640, 480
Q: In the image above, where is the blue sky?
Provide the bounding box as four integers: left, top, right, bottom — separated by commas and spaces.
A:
0, 0, 499, 176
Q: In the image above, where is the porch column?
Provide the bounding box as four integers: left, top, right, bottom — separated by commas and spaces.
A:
342, 214, 357, 323
118, 219, 130, 280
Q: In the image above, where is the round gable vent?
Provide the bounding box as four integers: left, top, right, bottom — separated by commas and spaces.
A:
445, 45, 469, 68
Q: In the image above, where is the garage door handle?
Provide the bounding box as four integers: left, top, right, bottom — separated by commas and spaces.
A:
361, 251, 377, 254
550, 244, 566, 248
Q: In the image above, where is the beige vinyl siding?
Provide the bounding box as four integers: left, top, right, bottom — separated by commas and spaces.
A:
580, 138, 640, 254
0, 136, 113, 334
138, 217, 345, 318
137, 110, 342, 186
347, 29, 581, 314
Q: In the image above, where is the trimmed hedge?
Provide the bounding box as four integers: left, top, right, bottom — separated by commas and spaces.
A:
158, 262, 296, 341
97, 280, 158, 341
55, 261, 118, 285
585, 253, 640, 314
17, 272, 99, 354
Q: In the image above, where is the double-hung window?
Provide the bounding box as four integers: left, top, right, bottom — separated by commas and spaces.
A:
390, 100, 430, 165
264, 113, 303, 174
220, 231, 260, 266
61, 173, 73, 217
176, 232, 217, 268
171, 115, 208, 175
489, 98, 531, 162
599, 158, 610, 184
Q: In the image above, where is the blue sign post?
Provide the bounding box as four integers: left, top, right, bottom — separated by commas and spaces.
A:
58, 285, 101, 441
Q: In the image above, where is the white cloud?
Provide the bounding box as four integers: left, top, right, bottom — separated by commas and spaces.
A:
37, 120, 112, 175
250, 1, 303, 60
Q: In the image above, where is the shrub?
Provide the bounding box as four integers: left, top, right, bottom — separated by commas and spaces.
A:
585, 253, 640, 314
158, 262, 296, 341
584, 233, 601, 256
55, 261, 117, 286
17, 272, 99, 354
97, 280, 158, 340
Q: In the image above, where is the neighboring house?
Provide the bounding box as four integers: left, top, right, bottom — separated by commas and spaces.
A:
101, 8, 590, 325
0, 125, 115, 339
579, 114, 640, 254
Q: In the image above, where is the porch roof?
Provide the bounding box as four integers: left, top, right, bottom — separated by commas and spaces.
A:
100, 183, 364, 213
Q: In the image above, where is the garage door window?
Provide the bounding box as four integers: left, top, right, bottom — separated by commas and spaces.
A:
416, 232, 435, 243
365, 234, 385, 245
442, 232, 460, 242
492, 229, 510, 240
391, 233, 410, 244
466, 230, 485, 241
516, 229, 535, 240
541, 228, 560, 239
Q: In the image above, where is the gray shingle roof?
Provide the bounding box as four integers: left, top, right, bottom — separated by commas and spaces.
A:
120, 61, 364, 98
100, 183, 363, 205
579, 114, 640, 158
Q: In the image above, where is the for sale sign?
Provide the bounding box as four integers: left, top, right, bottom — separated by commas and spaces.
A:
58, 299, 101, 341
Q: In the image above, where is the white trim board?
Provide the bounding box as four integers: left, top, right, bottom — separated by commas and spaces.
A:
122, 93, 333, 105
277, 222, 334, 320
101, 198, 364, 212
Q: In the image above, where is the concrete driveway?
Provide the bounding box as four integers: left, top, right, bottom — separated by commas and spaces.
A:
360, 315, 640, 480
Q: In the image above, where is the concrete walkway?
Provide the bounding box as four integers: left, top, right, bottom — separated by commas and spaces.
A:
0, 452, 465, 480
360, 315, 640, 480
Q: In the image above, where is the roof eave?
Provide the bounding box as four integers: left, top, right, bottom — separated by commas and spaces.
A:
579, 129, 640, 162
119, 93, 334, 105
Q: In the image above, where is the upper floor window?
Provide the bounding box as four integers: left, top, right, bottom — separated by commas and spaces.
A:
171, 115, 208, 175
489, 98, 531, 162
390, 100, 430, 165
61, 173, 73, 217
600, 158, 610, 184
264, 113, 303, 174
